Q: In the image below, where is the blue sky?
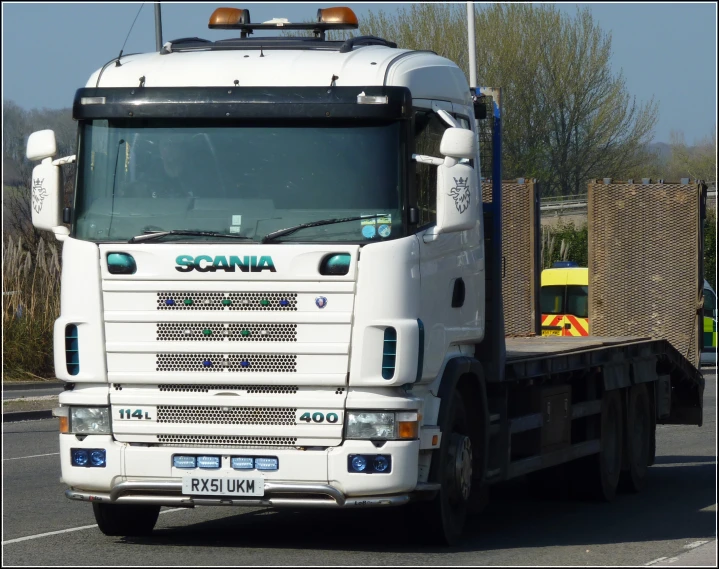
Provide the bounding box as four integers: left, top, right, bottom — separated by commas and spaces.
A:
2, 2, 716, 144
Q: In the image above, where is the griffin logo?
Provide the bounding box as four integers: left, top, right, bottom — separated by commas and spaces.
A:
32, 178, 47, 214
450, 177, 470, 214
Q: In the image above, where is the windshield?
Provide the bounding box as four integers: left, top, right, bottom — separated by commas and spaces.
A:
540, 285, 565, 315
74, 119, 404, 243
566, 285, 588, 318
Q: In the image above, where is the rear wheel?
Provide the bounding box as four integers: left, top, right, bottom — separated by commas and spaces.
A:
571, 388, 623, 502
619, 383, 652, 493
93, 503, 160, 537
411, 392, 473, 545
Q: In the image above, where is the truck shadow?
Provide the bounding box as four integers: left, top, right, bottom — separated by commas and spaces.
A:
121, 458, 716, 553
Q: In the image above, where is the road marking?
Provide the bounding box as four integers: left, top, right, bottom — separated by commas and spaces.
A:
684, 540, 709, 549
2, 508, 187, 545
3, 452, 60, 461
645, 557, 668, 565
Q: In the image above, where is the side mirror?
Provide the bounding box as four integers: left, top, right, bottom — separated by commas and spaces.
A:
439, 127, 476, 160
435, 162, 478, 235
27, 130, 65, 235
30, 161, 64, 233
27, 129, 57, 161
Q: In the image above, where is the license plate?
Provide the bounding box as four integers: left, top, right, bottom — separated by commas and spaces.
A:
182, 476, 264, 497
542, 329, 562, 337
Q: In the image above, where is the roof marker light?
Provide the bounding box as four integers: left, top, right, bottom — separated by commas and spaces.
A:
357, 92, 388, 105
80, 97, 106, 105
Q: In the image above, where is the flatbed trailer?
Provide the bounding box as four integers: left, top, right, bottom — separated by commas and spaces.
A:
473, 335, 704, 490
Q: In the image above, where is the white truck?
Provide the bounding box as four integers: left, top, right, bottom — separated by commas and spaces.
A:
27, 6, 704, 545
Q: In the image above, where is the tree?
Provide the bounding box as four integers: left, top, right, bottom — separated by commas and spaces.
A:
360, 4, 659, 196
668, 129, 716, 182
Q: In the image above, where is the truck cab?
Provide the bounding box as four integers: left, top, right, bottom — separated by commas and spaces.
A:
26, 6, 487, 544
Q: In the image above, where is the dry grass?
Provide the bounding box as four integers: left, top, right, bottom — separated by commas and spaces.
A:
3, 235, 61, 379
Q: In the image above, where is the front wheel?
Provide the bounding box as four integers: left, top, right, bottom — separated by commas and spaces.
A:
411, 392, 473, 546
93, 503, 160, 537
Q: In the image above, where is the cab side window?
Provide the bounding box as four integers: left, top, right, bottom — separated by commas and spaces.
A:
413, 110, 446, 227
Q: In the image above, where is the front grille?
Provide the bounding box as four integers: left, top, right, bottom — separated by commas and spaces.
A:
157, 292, 297, 311
157, 384, 299, 394
158, 434, 297, 446
156, 353, 297, 373
157, 405, 296, 425
157, 323, 297, 342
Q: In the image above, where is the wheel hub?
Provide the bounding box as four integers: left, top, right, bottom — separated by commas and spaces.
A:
448, 434, 472, 502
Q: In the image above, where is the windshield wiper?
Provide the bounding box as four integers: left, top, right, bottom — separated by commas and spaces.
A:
128, 230, 256, 243
261, 214, 390, 243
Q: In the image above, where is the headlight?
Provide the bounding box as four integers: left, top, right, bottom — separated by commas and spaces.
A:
345, 411, 418, 440
70, 407, 111, 434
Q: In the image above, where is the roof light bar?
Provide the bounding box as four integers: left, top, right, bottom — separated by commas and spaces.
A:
207, 6, 358, 34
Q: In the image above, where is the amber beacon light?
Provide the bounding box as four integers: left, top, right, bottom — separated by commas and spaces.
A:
209, 8, 251, 28
317, 7, 358, 27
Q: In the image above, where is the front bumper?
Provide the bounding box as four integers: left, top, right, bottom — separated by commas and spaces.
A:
65, 479, 439, 508
60, 434, 430, 507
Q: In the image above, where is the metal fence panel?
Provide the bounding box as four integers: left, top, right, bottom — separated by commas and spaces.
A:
484, 180, 539, 336
588, 181, 705, 367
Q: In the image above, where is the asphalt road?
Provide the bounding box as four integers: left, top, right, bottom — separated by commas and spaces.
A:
2, 387, 64, 401
3, 370, 716, 565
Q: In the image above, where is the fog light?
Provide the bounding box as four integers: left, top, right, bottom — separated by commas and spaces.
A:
173, 455, 197, 469
197, 456, 220, 469
254, 457, 278, 471
71, 449, 89, 467
373, 455, 389, 472
231, 457, 254, 470
350, 455, 367, 472
90, 450, 106, 467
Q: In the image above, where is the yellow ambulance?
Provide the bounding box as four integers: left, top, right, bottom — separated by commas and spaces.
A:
701, 279, 717, 366
540, 262, 589, 337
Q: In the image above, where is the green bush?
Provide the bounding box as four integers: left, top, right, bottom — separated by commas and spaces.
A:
541, 220, 588, 269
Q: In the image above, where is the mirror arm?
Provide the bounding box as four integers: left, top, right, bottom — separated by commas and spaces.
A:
412, 154, 445, 166
52, 155, 76, 166
422, 226, 441, 243
437, 109, 460, 128
52, 226, 70, 242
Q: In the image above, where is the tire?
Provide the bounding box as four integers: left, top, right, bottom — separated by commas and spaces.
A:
410, 391, 473, 546
93, 503, 160, 537
619, 384, 652, 493
571, 388, 623, 502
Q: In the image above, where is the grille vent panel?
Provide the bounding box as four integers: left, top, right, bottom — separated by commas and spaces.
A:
157, 292, 297, 311
157, 323, 297, 342
157, 384, 299, 394
157, 405, 296, 425
158, 434, 297, 446
156, 354, 297, 373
